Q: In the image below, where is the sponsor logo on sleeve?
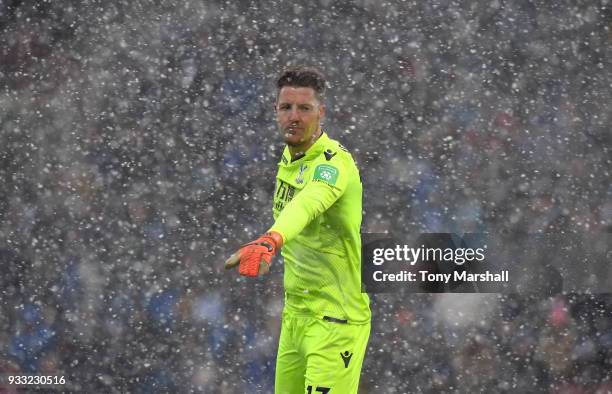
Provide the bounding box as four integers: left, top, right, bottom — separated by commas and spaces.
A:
313, 164, 339, 186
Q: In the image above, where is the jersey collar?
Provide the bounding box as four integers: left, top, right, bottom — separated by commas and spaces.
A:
280, 132, 329, 166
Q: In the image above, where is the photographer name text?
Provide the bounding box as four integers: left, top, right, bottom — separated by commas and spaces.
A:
373, 270, 509, 283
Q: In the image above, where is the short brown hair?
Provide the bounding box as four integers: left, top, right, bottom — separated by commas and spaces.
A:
277, 66, 326, 99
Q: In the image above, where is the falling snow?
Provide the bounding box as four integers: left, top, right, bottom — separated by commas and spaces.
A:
1, 0, 611, 392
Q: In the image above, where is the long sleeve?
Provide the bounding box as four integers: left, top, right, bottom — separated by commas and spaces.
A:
270, 162, 348, 243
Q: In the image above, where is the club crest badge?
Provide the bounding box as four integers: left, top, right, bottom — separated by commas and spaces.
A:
296, 163, 308, 184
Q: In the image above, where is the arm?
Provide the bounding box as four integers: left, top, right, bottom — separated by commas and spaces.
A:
269, 167, 347, 242
225, 161, 348, 277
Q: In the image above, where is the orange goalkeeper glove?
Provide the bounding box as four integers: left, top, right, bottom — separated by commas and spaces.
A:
224, 231, 284, 277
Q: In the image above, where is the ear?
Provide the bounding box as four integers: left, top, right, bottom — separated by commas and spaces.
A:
319, 103, 326, 118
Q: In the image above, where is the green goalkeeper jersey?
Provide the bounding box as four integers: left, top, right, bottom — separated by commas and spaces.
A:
269, 132, 371, 324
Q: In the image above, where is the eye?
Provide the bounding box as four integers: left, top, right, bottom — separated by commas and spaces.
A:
299, 105, 312, 112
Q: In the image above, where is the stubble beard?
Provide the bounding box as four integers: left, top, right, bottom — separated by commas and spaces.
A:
281, 125, 305, 147
282, 126, 319, 148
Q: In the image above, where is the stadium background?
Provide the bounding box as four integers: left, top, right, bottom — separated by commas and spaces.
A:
1, 1, 611, 392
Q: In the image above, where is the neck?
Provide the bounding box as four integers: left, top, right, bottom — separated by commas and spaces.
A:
288, 129, 322, 160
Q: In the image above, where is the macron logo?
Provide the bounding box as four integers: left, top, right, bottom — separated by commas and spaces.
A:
340, 351, 353, 368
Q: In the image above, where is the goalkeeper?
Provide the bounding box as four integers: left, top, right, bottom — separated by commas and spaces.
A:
225, 66, 370, 393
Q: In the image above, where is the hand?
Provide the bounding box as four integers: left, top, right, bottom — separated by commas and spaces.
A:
224, 231, 284, 277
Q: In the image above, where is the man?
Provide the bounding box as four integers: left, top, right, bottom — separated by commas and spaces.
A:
225, 66, 370, 393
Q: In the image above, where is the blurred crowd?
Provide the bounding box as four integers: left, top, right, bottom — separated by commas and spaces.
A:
1, 0, 611, 392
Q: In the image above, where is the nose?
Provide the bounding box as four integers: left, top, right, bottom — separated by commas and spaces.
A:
288, 107, 300, 121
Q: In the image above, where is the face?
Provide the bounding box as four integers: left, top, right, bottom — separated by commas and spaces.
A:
275, 86, 325, 148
